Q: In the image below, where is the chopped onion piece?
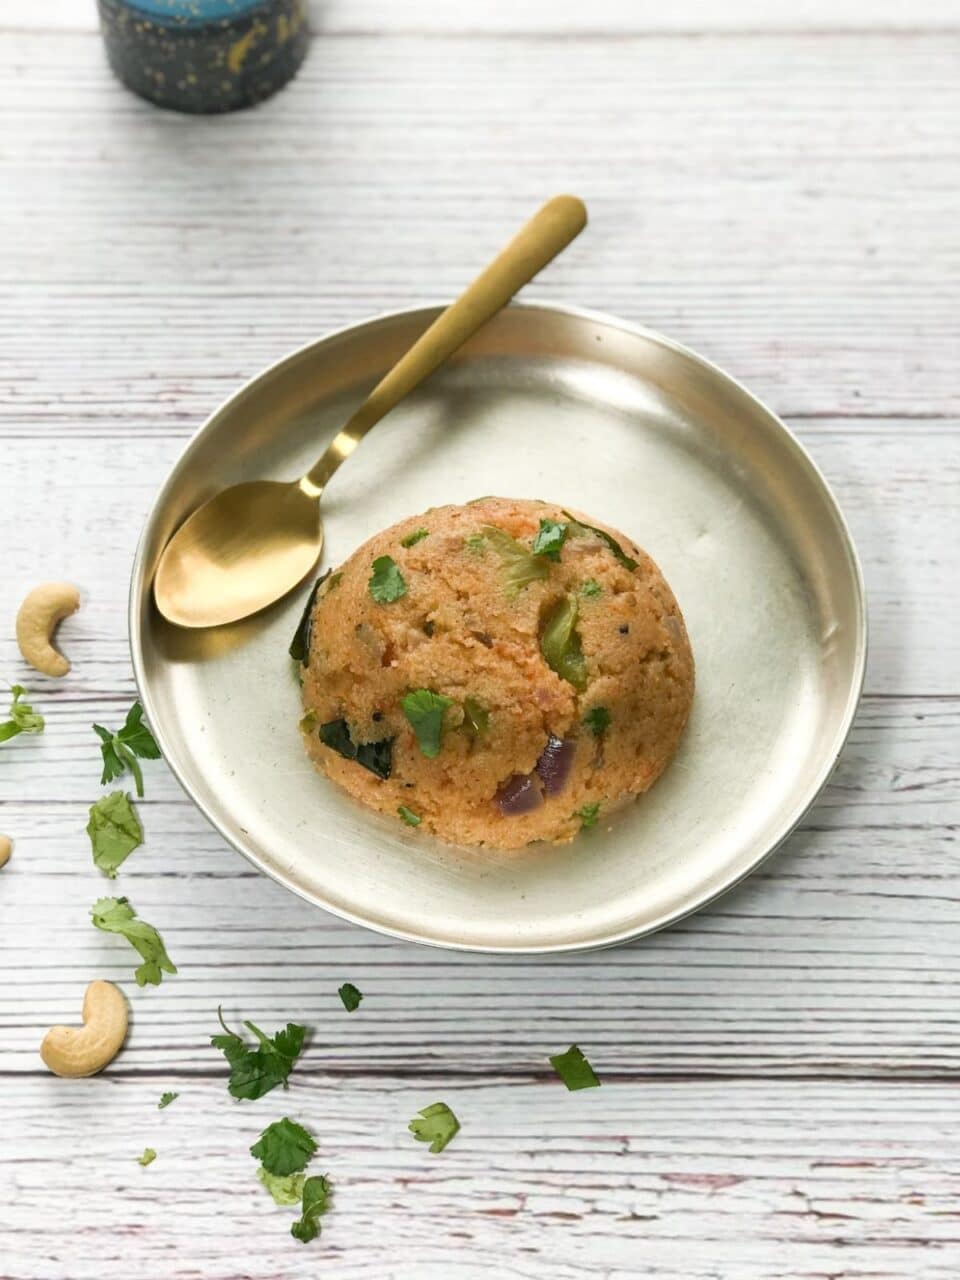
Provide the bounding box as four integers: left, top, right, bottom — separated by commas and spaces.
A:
495, 773, 543, 815
535, 735, 576, 795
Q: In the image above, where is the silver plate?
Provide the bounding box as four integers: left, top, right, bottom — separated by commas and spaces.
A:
130, 302, 866, 953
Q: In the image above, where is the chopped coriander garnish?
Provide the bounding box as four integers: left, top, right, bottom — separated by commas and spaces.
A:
462, 696, 489, 740
369, 555, 407, 604
0, 684, 44, 743
540, 595, 587, 690
338, 982, 363, 1011
531, 518, 568, 562
250, 1117, 317, 1176
291, 1174, 332, 1244
397, 805, 421, 828
87, 791, 143, 878
91, 896, 177, 988
138, 1147, 157, 1167
580, 579, 602, 598
409, 1102, 460, 1153
258, 1167, 306, 1206
288, 572, 329, 662
549, 1044, 601, 1091
318, 718, 394, 780
326, 571, 343, 591
464, 533, 487, 554
401, 689, 453, 758
211, 1007, 307, 1101
562, 511, 638, 572
576, 802, 601, 829
92, 701, 160, 799
299, 711, 316, 734
482, 525, 551, 597
401, 527, 429, 547
583, 707, 610, 737
158, 1091, 179, 1110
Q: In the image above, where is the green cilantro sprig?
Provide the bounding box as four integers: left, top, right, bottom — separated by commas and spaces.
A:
409, 1102, 460, 1153
158, 1092, 179, 1110
400, 527, 429, 548
251, 1117, 317, 1176
583, 707, 610, 737
0, 685, 44, 743
369, 555, 407, 604
92, 701, 160, 798
401, 689, 453, 758
338, 982, 363, 1011
87, 791, 143, 878
138, 1147, 157, 1167
550, 1044, 601, 1091
258, 1168, 306, 1206
531, 518, 568, 561
576, 802, 601, 829
212, 1007, 307, 1101
291, 1175, 332, 1243
91, 896, 177, 987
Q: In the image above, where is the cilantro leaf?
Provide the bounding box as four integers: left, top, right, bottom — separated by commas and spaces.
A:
576, 802, 601, 829
409, 1101, 460, 1153
138, 1147, 157, 1166
258, 1166, 306, 1206
368, 555, 407, 604
481, 525, 550, 597
91, 896, 177, 987
397, 805, 421, 828
562, 511, 638, 572
401, 689, 453, 758
531, 518, 568, 562
0, 685, 45, 743
464, 533, 487, 554
549, 1044, 601, 1091
462, 696, 489, 740
87, 791, 143, 878
291, 1174, 331, 1244
338, 982, 363, 1011
91, 701, 160, 798
211, 1007, 307, 1101
400, 527, 429, 548
288, 572, 329, 662
250, 1117, 317, 1176
540, 595, 587, 690
158, 1091, 179, 1109
580, 579, 602, 598
583, 707, 610, 737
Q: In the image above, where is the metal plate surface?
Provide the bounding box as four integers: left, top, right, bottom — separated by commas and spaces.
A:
130, 302, 867, 953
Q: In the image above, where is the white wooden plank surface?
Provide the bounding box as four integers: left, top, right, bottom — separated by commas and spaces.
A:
3, 1077, 960, 1280
1, 5, 958, 1277
9, 0, 960, 33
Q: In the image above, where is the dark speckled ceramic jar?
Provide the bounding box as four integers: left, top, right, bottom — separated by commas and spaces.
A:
98, 0, 309, 113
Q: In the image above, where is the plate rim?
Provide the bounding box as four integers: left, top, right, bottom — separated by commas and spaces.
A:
129, 299, 868, 954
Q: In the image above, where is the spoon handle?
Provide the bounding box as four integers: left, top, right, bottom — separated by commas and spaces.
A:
301, 194, 587, 496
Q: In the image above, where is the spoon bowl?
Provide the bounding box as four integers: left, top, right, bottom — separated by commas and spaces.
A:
153, 480, 322, 627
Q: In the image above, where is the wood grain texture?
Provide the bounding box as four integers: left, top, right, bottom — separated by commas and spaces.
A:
1, 5, 958, 1277
5, 0, 959, 33
2, 1076, 960, 1280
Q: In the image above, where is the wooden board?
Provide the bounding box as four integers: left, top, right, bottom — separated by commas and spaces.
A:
1, 6, 958, 1278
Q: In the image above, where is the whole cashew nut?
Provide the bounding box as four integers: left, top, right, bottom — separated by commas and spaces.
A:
16, 581, 81, 677
40, 980, 128, 1077
0, 835, 10, 869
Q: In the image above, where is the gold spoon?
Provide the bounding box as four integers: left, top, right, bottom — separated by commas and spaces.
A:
154, 195, 588, 628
